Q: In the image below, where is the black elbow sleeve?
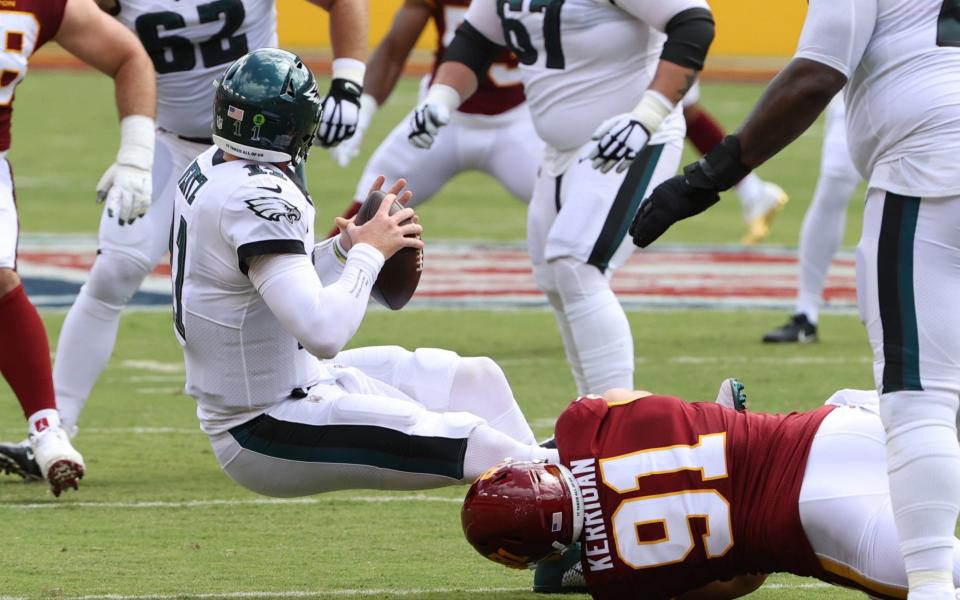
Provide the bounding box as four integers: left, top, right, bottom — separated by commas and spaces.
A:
442, 21, 504, 81
660, 7, 715, 70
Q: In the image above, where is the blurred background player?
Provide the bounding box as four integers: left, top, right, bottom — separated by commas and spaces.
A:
0, 0, 368, 477
630, 1, 960, 597
682, 81, 788, 245
408, 0, 715, 397
325, 0, 541, 236
174, 49, 555, 496
0, 0, 156, 495
463, 387, 960, 599
763, 94, 861, 343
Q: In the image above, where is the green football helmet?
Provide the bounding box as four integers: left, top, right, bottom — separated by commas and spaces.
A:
212, 48, 322, 165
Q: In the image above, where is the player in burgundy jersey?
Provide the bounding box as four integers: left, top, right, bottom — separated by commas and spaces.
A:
463, 386, 960, 599
0, 0, 155, 495
325, 0, 541, 237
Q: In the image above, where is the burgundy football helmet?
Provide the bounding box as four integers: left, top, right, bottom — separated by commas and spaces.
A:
461, 460, 584, 569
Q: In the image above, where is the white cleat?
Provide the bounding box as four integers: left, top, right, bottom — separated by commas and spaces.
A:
715, 378, 747, 411
30, 427, 85, 497
741, 182, 788, 245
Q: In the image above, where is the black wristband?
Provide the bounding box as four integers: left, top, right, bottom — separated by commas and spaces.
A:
686, 135, 752, 192
329, 78, 362, 105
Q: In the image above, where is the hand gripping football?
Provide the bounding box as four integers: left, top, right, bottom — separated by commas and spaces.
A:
353, 190, 423, 310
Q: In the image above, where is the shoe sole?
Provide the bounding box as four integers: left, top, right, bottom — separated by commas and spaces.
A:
0, 454, 43, 481
46, 459, 84, 497
741, 193, 789, 246
762, 334, 818, 344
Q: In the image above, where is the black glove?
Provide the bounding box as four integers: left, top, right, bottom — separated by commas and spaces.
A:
316, 78, 363, 148
629, 135, 751, 248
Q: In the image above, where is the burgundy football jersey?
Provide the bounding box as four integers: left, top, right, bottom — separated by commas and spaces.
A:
555, 394, 834, 600
0, 0, 68, 151
430, 0, 525, 115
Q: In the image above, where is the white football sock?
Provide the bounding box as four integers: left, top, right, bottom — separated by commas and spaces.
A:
795, 172, 860, 324
462, 424, 558, 481
545, 291, 587, 394
552, 258, 633, 394
734, 172, 765, 211
448, 357, 536, 444
54, 252, 151, 433
880, 390, 960, 597
533, 263, 588, 394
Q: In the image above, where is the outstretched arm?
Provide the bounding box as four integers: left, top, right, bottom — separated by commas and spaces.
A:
57, 0, 156, 225
407, 0, 506, 150
629, 0, 876, 248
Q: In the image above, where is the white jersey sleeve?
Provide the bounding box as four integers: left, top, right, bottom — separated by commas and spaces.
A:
219, 175, 311, 270
794, 0, 878, 78
607, 0, 709, 32
464, 0, 507, 46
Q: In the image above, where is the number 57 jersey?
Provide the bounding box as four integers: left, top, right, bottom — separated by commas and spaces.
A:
554, 394, 834, 599
114, 0, 277, 139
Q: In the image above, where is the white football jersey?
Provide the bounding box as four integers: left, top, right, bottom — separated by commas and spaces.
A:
114, 0, 278, 138
462, 0, 706, 152
795, 0, 960, 197
172, 146, 330, 434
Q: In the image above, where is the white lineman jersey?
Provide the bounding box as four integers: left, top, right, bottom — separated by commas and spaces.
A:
113, 0, 278, 138
462, 0, 706, 152
172, 146, 327, 434
795, 0, 960, 197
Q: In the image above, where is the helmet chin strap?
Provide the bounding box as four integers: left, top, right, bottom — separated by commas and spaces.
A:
554, 463, 585, 547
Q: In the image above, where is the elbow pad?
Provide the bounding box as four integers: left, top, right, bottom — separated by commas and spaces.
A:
660, 7, 715, 70
442, 21, 504, 81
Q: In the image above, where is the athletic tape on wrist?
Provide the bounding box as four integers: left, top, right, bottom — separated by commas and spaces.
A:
424, 84, 462, 113
331, 57, 366, 86
117, 115, 155, 170
631, 90, 674, 134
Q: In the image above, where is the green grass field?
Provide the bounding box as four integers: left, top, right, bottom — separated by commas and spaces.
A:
1, 72, 873, 599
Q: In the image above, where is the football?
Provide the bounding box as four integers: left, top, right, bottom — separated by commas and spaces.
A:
353, 189, 423, 310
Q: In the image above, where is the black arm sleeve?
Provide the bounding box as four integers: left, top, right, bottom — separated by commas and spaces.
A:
441, 20, 505, 82
660, 7, 715, 70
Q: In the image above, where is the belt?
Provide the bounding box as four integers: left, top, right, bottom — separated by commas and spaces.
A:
178, 134, 214, 145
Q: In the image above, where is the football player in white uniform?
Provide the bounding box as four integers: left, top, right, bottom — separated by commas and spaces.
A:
407, 0, 715, 397
763, 94, 863, 343
631, 2, 960, 598
173, 49, 555, 496
0, 0, 367, 477
0, 0, 156, 495
325, 0, 541, 236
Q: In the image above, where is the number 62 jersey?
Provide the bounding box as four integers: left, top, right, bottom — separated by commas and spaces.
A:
554, 394, 835, 599
113, 0, 278, 139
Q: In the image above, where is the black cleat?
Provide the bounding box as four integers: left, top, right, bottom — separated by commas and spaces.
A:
533, 543, 585, 594
0, 440, 43, 481
539, 437, 557, 449
762, 313, 818, 344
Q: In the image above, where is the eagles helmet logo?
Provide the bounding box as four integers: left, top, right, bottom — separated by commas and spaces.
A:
244, 197, 302, 223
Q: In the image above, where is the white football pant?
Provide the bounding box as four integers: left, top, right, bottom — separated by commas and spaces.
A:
857, 190, 960, 598
54, 130, 207, 433
208, 346, 552, 496
799, 404, 960, 598
528, 137, 683, 395
796, 95, 862, 324
353, 102, 541, 207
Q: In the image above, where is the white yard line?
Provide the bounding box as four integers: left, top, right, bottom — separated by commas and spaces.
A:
39, 581, 834, 600
121, 360, 184, 373
0, 494, 463, 510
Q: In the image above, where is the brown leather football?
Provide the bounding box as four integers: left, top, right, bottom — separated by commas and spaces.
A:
353, 190, 423, 310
